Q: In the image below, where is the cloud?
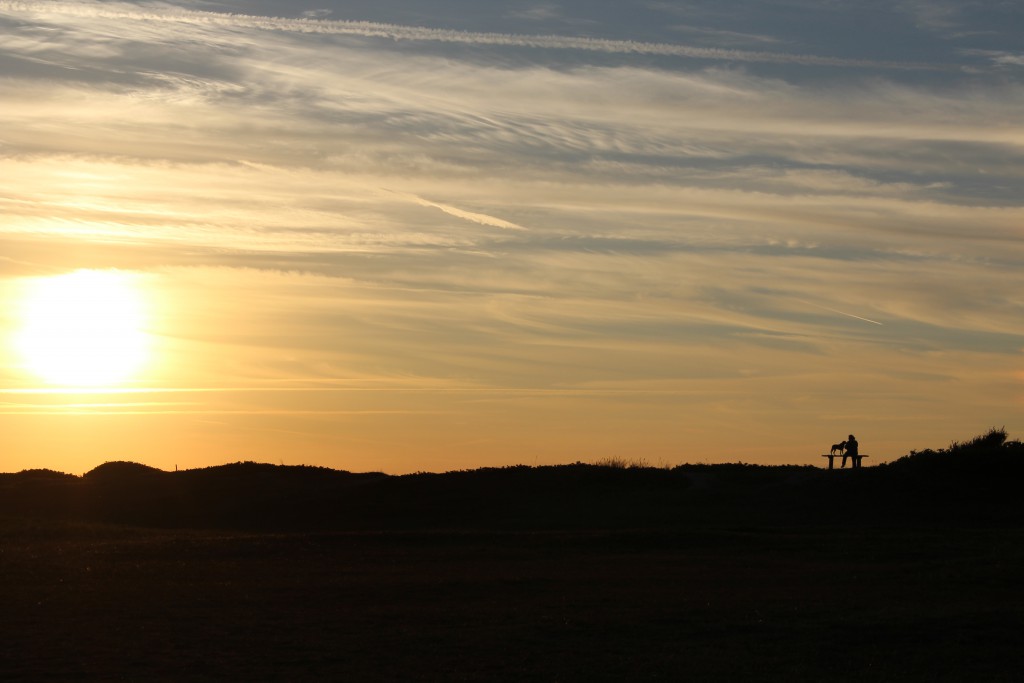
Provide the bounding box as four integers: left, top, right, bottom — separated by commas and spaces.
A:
2, 1, 1023, 470
397, 192, 527, 231
896, 0, 962, 32
301, 9, 333, 20
962, 49, 1024, 68
506, 4, 562, 22
0, 0, 947, 70
667, 23, 783, 47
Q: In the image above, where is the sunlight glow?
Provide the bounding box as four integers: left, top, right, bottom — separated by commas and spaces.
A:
12, 270, 151, 388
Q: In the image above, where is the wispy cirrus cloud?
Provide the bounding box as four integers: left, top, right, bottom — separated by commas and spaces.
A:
0, 0, 948, 69
1, 0, 1022, 472
962, 49, 1024, 68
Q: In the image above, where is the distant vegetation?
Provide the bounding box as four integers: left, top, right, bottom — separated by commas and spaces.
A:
885, 427, 1019, 469
5, 430, 1021, 683
2, 429, 1021, 531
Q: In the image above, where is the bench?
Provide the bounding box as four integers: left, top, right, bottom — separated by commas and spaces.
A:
821, 454, 869, 470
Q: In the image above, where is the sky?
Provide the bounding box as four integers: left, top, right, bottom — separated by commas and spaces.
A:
1, 0, 1022, 474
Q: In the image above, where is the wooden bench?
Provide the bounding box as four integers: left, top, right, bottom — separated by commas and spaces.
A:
821, 454, 869, 470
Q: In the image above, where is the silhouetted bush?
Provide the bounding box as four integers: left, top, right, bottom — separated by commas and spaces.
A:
882, 427, 1021, 474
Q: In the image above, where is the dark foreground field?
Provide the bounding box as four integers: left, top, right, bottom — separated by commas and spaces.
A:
2, 430, 1023, 681
2, 522, 1023, 681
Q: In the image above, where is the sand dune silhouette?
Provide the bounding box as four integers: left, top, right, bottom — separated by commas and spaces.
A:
3, 429, 1020, 530
2, 430, 1022, 681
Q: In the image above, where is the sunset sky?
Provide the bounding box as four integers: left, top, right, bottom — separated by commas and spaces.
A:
2, 0, 1022, 474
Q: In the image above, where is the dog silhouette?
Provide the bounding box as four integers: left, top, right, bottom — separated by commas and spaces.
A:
830, 441, 847, 456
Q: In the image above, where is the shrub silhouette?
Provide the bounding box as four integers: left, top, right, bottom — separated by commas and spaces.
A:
883, 427, 1021, 474
863, 427, 1024, 524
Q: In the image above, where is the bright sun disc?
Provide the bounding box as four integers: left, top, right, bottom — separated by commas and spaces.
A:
13, 270, 151, 387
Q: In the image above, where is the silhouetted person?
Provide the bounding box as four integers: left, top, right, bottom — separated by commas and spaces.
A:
841, 434, 859, 468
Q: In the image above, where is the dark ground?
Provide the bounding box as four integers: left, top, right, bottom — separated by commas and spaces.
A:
2, 521, 1023, 681
2, 431, 1023, 681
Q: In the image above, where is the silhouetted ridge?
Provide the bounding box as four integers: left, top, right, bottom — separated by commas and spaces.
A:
2, 430, 1022, 530
84, 461, 165, 481
1, 468, 76, 482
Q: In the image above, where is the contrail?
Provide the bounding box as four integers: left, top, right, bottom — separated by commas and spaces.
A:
0, 0, 946, 71
796, 299, 883, 325
389, 191, 527, 231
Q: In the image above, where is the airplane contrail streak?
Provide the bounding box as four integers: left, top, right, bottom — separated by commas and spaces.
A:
796, 299, 883, 325
0, 0, 946, 70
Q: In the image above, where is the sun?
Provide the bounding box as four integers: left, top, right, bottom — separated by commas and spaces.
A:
12, 270, 151, 388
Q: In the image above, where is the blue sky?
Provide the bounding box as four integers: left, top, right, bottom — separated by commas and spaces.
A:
1, 1, 1022, 473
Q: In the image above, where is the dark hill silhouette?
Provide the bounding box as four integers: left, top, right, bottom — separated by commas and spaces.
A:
0, 468, 77, 482
2, 429, 1021, 530
84, 460, 164, 481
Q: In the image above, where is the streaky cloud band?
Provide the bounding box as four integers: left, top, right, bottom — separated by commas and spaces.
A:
0, 0, 947, 70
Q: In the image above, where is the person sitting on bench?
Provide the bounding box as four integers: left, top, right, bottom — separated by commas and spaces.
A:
841, 434, 859, 468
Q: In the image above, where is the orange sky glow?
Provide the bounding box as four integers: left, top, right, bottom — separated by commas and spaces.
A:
1, 1, 1022, 474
